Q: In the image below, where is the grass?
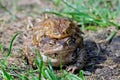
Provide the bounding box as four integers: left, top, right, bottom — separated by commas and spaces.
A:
6, 32, 20, 58
0, 43, 5, 54
0, 0, 13, 16
0, 0, 17, 21
49, 0, 120, 30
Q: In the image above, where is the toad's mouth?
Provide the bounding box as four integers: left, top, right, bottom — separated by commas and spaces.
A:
42, 45, 76, 55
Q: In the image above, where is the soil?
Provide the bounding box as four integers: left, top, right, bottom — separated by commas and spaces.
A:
0, 0, 120, 80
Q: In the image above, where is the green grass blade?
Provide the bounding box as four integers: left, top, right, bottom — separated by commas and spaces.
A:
46, 67, 58, 80
35, 58, 42, 80
61, 0, 80, 13
86, 26, 97, 31
43, 11, 63, 17
2, 68, 14, 80
29, 73, 39, 80
65, 73, 82, 80
0, 43, 5, 54
0, 60, 8, 69
6, 32, 20, 58
106, 31, 117, 41
18, 75, 29, 80
79, 70, 85, 80
53, 0, 61, 6
0, 1, 13, 15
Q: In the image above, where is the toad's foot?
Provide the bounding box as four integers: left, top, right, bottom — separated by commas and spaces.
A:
67, 48, 87, 73
67, 65, 78, 73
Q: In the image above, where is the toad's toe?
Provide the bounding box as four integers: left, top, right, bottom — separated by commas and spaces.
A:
67, 65, 78, 73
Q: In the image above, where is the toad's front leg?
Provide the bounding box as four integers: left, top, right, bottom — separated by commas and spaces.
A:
67, 48, 87, 73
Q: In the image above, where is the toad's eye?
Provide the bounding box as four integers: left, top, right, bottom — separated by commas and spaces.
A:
65, 28, 70, 34
54, 53, 58, 57
66, 38, 75, 45
49, 53, 58, 58
64, 26, 72, 35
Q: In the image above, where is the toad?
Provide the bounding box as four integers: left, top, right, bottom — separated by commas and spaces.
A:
23, 17, 87, 73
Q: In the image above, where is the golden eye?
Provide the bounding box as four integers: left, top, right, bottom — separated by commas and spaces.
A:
66, 28, 70, 34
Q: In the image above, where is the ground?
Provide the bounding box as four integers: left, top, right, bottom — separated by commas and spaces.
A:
0, 0, 120, 80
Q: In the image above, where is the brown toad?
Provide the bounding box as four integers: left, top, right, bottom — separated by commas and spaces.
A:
23, 17, 86, 73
